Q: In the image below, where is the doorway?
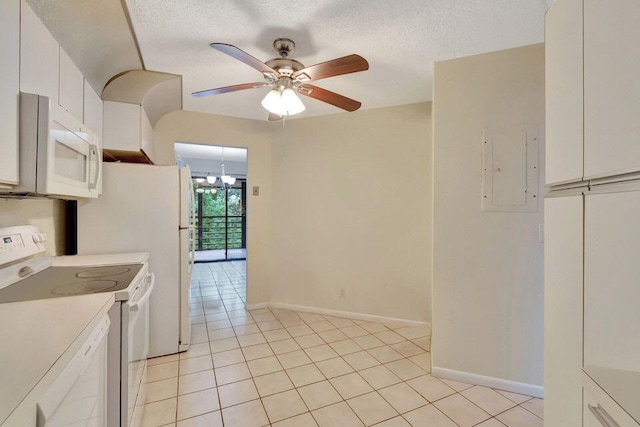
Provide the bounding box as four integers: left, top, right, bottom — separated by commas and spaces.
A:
174, 143, 248, 305
193, 180, 247, 262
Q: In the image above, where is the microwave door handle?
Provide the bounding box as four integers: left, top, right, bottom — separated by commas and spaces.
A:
88, 144, 99, 189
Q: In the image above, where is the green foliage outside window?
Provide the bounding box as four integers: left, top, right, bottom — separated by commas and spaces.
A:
194, 181, 244, 250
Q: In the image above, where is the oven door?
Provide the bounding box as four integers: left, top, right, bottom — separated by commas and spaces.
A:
125, 272, 154, 427
37, 96, 102, 198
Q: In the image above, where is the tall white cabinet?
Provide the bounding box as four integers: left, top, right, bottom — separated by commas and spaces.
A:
544, 196, 583, 426
0, 0, 20, 187
545, 1, 640, 426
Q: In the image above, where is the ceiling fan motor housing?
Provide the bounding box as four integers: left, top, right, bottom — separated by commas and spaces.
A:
265, 57, 305, 77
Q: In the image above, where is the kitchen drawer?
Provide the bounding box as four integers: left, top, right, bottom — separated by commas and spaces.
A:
583, 370, 640, 427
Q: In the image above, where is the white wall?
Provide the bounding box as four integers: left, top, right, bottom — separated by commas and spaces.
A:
154, 111, 273, 306
155, 104, 433, 324
432, 44, 545, 388
270, 103, 433, 322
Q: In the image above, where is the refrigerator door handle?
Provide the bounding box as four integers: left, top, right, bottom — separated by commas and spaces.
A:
190, 226, 195, 270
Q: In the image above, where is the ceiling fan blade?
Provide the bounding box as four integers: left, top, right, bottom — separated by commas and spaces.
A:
298, 85, 362, 112
210, 43, 279, 78
292, 54, 369, 82
268, 113, 283, 121
192, 82, 268, 98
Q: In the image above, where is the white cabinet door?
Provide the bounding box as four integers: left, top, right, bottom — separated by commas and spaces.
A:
584, 191, 640, 372
544, 195, 584, 427
103, 101, 155, 163
19, 0, 58, 102
59, 48, 84, 120
103, 101, 140, 152
584, 0, 640, 179
545, 0, 584, 185
139, 107, 156, 163
0, 0, 20, 186
83, 80, 103, 139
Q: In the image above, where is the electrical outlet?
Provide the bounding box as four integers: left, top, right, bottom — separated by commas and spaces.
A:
338, 288, 346, 298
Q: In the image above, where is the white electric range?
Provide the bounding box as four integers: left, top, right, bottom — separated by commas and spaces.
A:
0, 225, 153, 427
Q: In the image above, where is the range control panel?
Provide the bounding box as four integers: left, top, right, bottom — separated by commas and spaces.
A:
0, 234, 26, 255
0, 225, 47, 266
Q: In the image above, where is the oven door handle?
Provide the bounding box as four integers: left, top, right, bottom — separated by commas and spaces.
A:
130, 273, 154, 312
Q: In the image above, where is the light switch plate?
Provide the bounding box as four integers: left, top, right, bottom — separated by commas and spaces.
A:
252, 186, 259, 196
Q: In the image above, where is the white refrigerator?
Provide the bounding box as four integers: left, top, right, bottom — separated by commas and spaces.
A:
77, 162, 195, 357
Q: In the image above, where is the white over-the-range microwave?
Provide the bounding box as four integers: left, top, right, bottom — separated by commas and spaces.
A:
1, 92, 102, 199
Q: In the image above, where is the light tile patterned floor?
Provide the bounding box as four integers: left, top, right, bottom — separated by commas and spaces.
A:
140, 261, 544, 427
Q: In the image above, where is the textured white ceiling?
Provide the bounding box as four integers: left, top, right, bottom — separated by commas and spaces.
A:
124, 0, 549, 121
26, 0, 550, 121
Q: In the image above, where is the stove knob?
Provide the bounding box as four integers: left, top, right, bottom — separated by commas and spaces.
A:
32, 233, 47, 244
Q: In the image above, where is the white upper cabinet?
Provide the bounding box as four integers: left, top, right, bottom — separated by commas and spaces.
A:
583, 0, 640, 179
83, 80, 103, 140
103, 101, 156, 163
59, 48, 84, 120
0, 0, 20, 186
19, 0, 59, 103
545, 0, 584, 185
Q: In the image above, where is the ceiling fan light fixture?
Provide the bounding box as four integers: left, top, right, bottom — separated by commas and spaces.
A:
261, 87, 305, 116
261, 88, 283, 114
206, 175, 217, 184
281, 88, 305, 114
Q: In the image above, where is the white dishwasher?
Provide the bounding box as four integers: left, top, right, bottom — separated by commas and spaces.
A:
36, 315, 110, 426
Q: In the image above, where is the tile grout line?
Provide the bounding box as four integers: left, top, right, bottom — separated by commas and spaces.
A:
144, 261, 539, 427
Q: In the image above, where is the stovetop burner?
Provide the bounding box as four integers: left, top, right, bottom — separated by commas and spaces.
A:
52, 280, 120, 296
76, 266, 131, 279
0, 264, 144, 303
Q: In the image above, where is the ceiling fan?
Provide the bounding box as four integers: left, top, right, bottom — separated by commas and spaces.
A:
192, 38, 369, 120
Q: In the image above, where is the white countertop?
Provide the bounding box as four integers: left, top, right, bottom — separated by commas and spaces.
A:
53, 252, 149, 266
0, 293, 114, 425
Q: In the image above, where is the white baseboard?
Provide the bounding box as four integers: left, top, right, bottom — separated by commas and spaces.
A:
432, 366, 544, 398
245, 302, 269, 310
266, 301, 431, 329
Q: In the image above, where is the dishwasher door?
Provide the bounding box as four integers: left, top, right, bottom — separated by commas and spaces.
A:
36, 315, 110, 427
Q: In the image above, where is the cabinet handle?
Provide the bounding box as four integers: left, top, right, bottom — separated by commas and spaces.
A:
588, 404, 620, 427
